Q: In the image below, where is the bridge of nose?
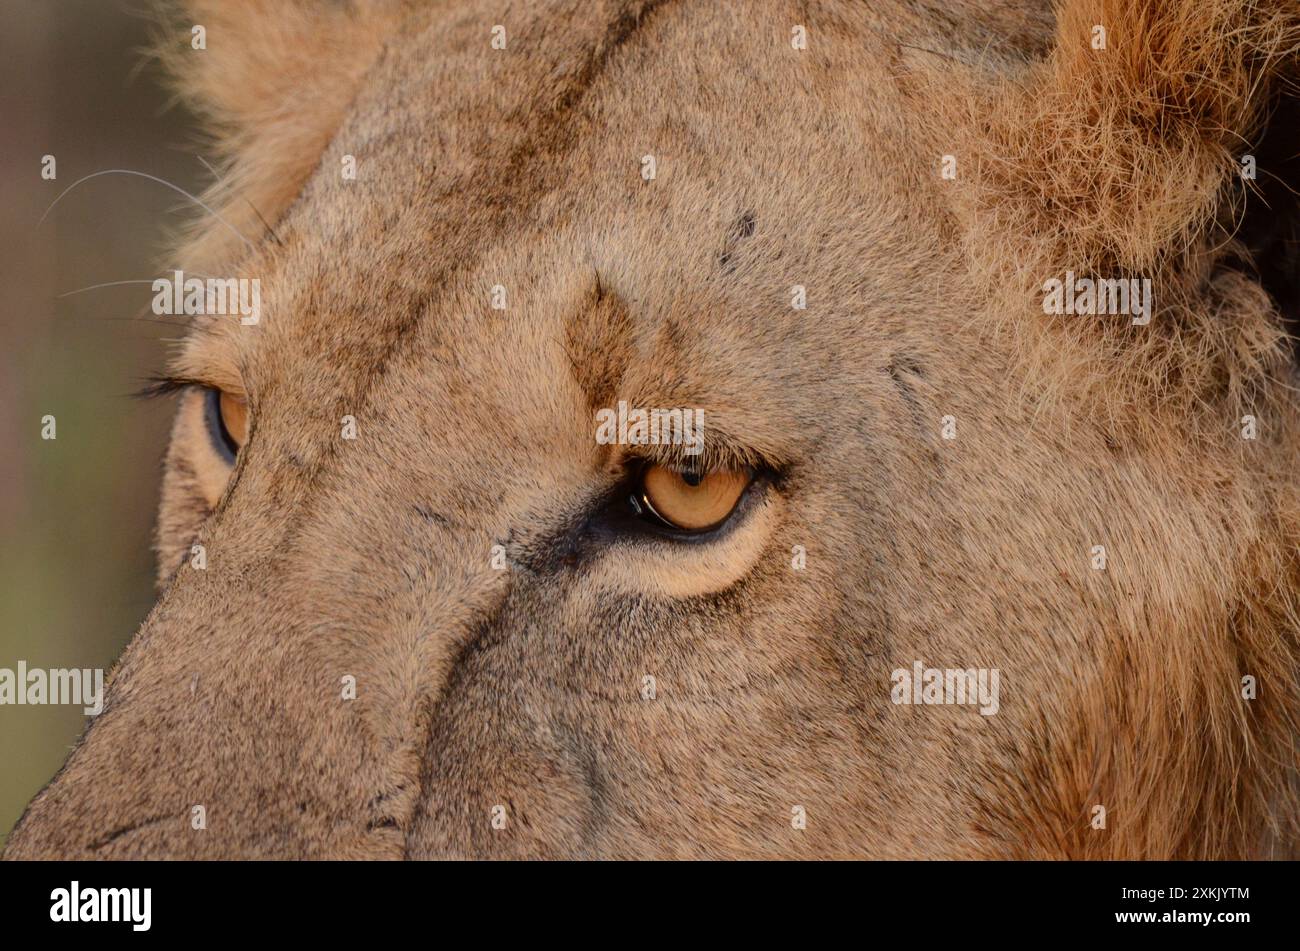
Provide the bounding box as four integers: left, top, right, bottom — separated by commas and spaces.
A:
265, 302, 603, 799
4, 308, 596, 858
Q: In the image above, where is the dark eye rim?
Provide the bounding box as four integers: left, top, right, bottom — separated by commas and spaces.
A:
202, 386, 240, 464
628, 462, 759, 538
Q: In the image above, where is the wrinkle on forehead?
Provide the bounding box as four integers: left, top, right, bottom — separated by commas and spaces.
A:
229, 0, 681, 408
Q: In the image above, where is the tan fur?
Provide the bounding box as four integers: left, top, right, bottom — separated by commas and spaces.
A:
5, 0, 1300, 859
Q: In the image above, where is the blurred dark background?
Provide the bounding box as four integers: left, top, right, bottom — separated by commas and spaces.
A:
0, 0, 201, 845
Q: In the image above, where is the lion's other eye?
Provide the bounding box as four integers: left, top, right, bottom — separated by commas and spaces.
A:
204, 386, 248, 462
636, 464, 751, 532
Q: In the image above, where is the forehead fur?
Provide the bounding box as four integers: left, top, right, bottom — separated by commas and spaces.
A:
164, 0, 1299, 429
171, 0, 970, 433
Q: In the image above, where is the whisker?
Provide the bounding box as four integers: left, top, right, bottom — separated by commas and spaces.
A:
101, 316, 191, 325
37, 168, 258, 254
54, 316, 191, 333
56, 270, 221, 299
56, 279, 158, 299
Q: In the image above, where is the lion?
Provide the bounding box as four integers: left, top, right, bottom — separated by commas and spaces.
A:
5, 0, 1300, 859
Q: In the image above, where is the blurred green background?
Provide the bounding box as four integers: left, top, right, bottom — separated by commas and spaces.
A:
0, 1, 201, 847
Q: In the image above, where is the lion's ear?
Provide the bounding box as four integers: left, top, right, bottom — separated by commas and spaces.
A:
954, 0, 1299, 416
156, 0, 402, 264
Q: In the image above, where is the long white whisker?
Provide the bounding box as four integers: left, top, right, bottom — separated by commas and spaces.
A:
37, 168, 258, 254
57, 279, 157, 298
56, 272, 220, 299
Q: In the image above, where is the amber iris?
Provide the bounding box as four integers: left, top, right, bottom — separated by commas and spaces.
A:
639, 465, 750, 531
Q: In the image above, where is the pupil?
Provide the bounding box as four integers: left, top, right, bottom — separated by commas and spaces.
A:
682, 470, 702, 487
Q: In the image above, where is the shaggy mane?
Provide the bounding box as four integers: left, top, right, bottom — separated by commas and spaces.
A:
932, 0, 1300, 858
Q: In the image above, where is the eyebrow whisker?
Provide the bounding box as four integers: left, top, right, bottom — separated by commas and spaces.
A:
36, 168, 258, 254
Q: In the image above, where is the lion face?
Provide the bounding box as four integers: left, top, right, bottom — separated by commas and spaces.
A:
7, 0, 1299, 859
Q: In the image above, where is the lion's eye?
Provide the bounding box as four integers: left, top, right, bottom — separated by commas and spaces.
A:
203, 386, 247, 463
635, 464, 751, 532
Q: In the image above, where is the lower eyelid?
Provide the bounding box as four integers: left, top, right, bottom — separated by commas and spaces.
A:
588, 486, 782, 599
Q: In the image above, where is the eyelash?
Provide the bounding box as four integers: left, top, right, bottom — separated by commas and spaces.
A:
136, 377, 242, 465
